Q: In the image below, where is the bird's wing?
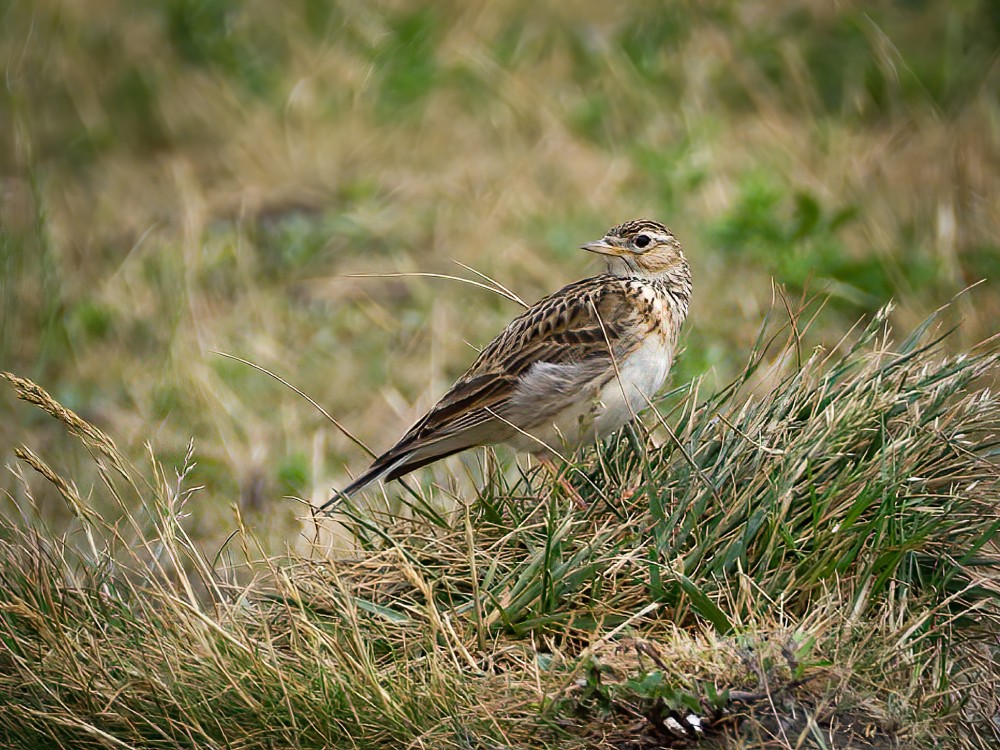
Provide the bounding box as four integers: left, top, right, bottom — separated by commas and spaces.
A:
389, 276, 640, 454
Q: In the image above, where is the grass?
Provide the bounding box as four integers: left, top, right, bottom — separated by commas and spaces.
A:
2, 0, 1000, 747
1, 306, 998, 748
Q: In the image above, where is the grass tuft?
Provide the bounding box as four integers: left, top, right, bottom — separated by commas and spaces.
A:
1, 306, 997, 748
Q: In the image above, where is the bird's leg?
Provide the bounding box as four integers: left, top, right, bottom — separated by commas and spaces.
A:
537, 455, 588, 509
619, 422, 647, 504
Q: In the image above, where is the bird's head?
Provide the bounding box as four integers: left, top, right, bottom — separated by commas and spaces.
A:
581, 219, 687, 279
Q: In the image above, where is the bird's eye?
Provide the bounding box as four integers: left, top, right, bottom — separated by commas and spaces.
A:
634, 234, 651, 249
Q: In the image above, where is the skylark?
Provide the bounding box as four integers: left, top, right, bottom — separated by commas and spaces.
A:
322, 219, 691, 510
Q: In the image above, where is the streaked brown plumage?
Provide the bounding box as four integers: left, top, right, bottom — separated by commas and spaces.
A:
322, 219, 691, 510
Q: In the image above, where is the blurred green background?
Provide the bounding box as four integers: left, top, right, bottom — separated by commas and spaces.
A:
2, 0, 998, 547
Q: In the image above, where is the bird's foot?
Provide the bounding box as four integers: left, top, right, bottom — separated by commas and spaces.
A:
538, 456, 588, 509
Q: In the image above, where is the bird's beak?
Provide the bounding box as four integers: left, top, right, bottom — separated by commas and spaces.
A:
580, 238, 626, 256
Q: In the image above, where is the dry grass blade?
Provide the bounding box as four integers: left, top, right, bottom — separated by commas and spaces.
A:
210, 352, 376, 459
2, 371, 131, 481
345, 271, 529, 308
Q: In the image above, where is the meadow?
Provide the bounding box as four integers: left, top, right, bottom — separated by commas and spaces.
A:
1, 1, 999, 747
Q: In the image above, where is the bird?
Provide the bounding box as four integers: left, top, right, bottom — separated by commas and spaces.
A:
321, 219, 691, 512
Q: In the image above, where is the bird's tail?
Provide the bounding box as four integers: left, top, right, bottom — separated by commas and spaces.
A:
318, 438, 476, 515
317, 453, 407, 514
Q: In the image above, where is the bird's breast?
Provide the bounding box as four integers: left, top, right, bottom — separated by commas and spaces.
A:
592, 333, 673, 436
